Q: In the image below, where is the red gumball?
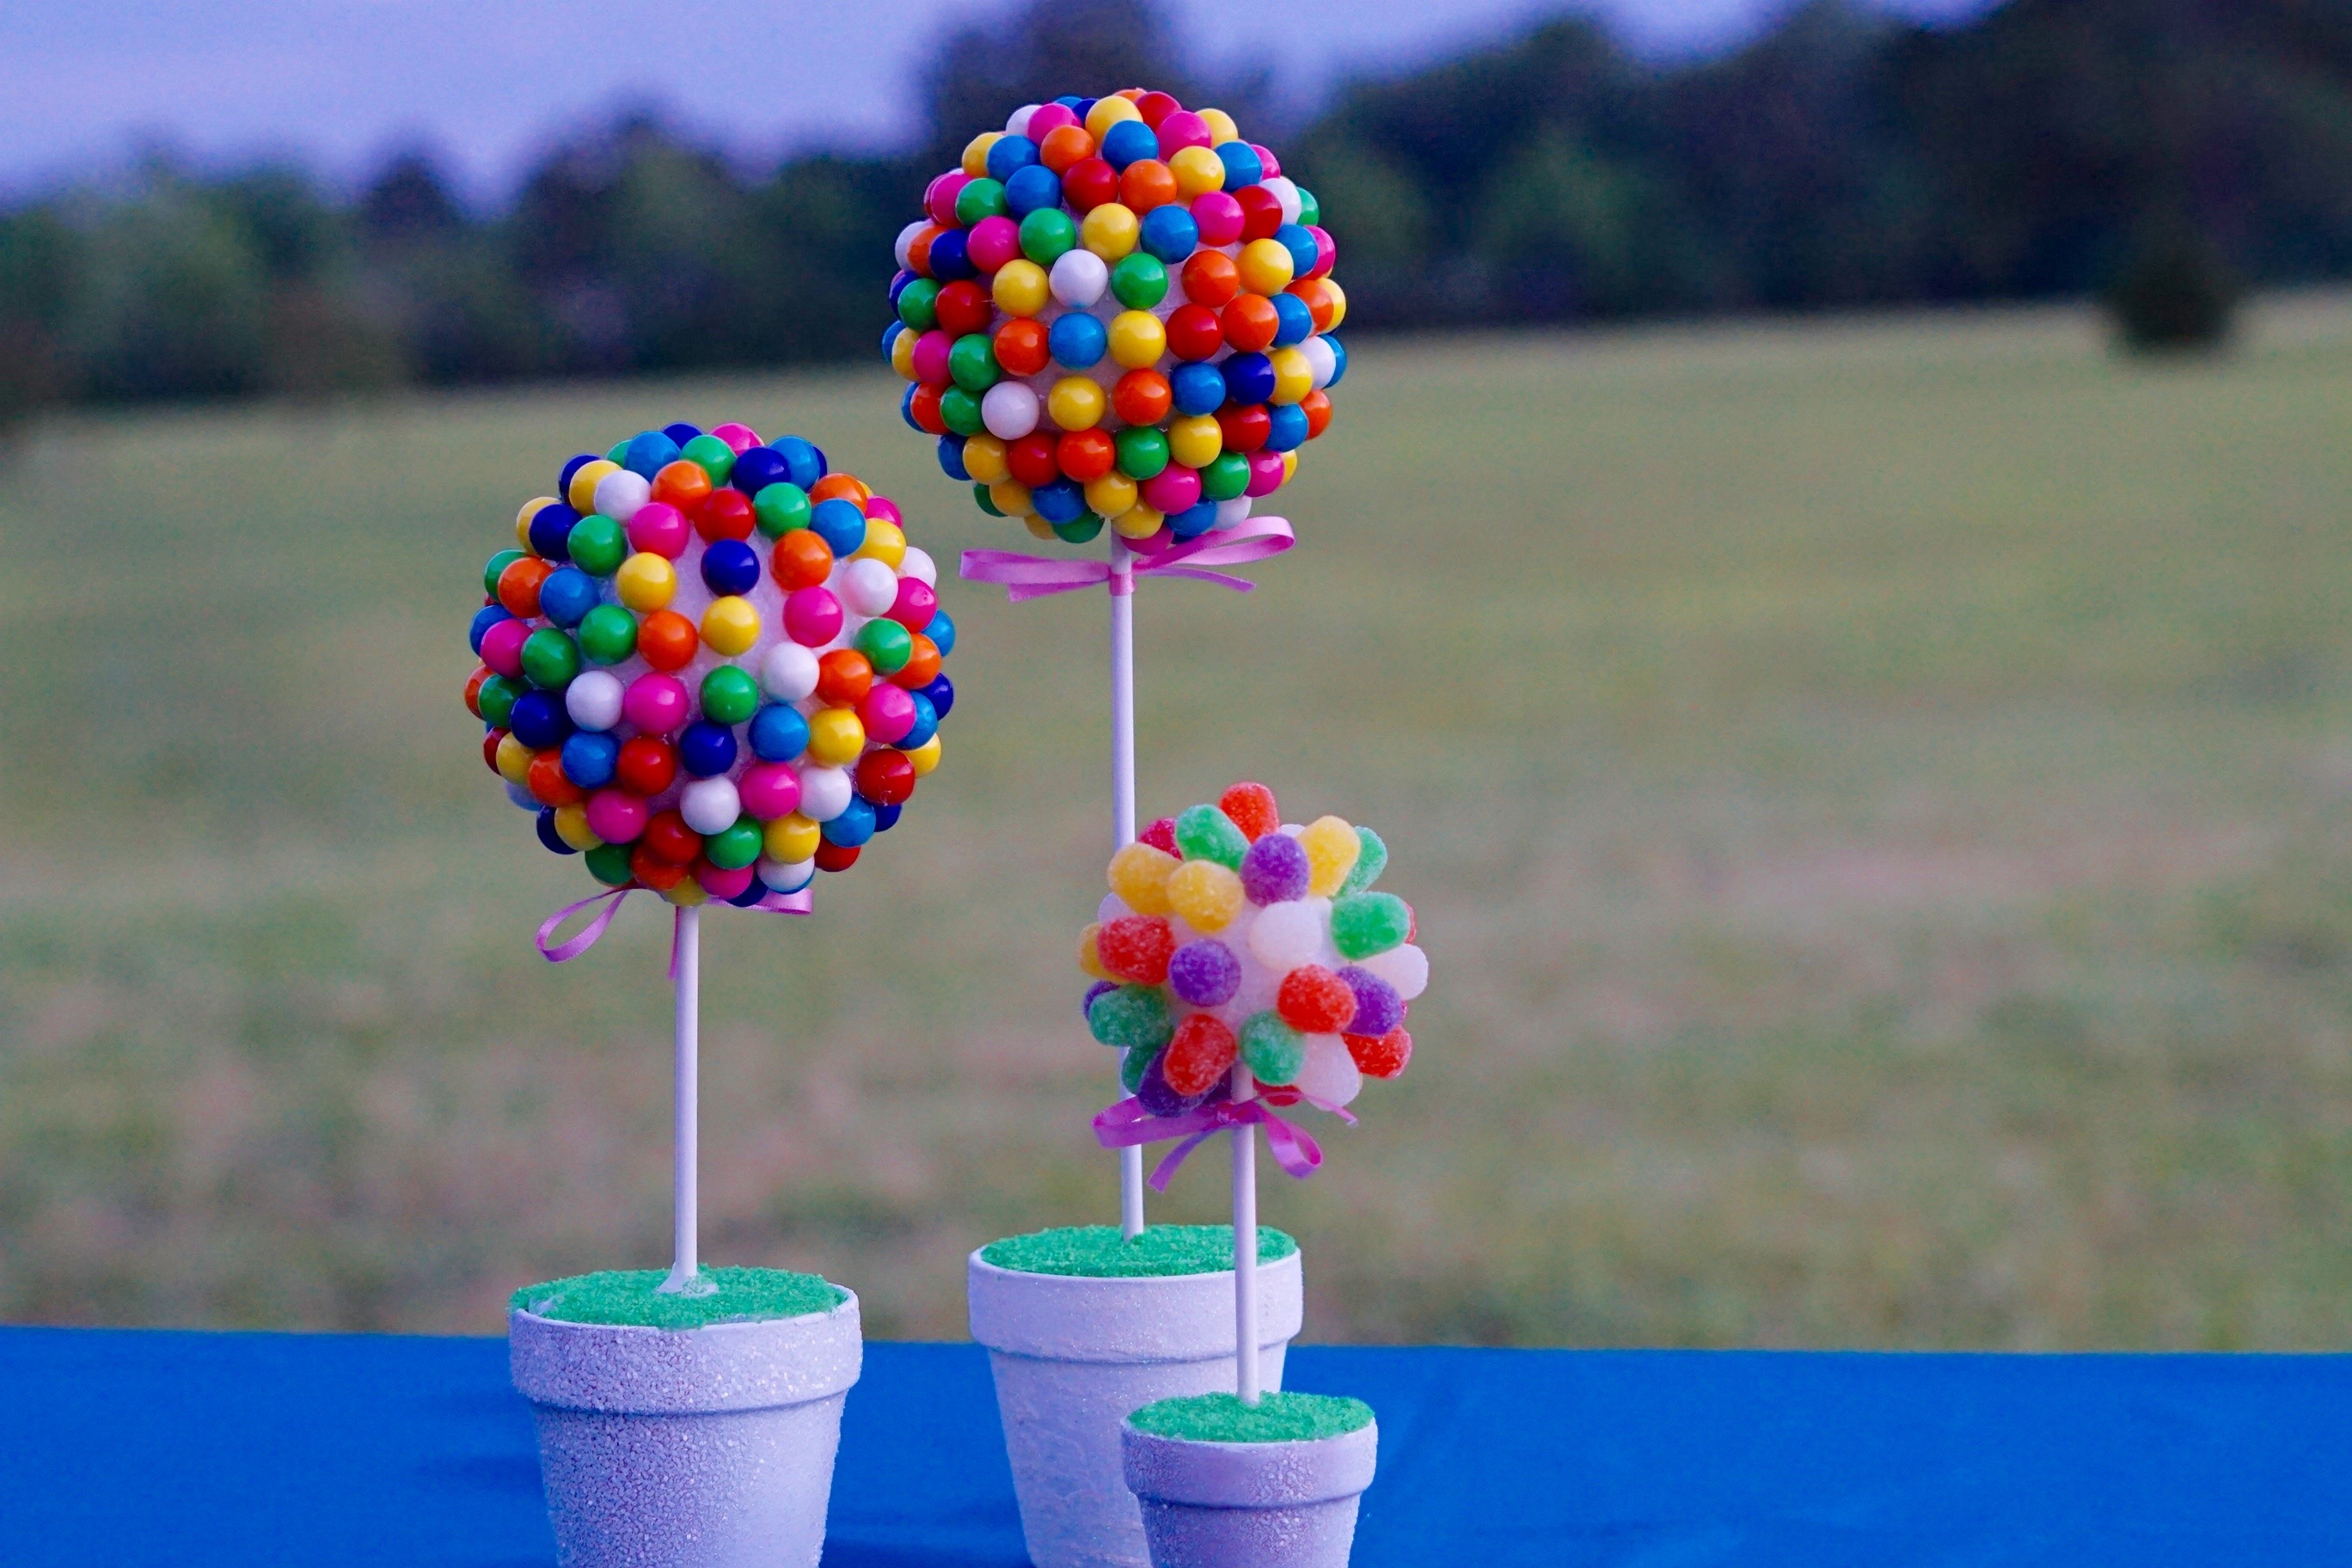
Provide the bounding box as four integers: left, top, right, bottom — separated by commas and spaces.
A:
643, 809, 702, 867
465, 667, 492, 719
814, 841, 862, 873
482, 727, 506, 773
1057, 428, 1117, 481
1216, 403, 1271, 454
1236, 186, 1284, 242
1163, 1014, 1239, 1096
856, 749, 916, 806
1135, 90, 1179, 128
1222, 296, 1279, 353
1098, 915, 1175, 986
1277, 965, 1357, 1035
908, 383, 948, 435
1063, 158, 1119, 211
995, 317, 1050, 377
1346, 1027, 1413, 1080
630, 844, 689, 891
1165, 303, 1223, 362
1300, 389, 1333, 439
935, 280, 993, 337
1008, 432, 1061, 488
817, 648, 875, 707
616, 735, 677, 796
695, 488, 756, 542
893, 634, 942, 690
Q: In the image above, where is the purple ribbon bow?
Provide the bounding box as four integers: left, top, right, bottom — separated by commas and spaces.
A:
1093, 1092, 1352, 1192
960, 517, 1295, 604
536, 884, 813, 976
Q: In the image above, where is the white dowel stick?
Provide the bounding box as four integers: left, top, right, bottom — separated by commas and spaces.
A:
1232, 1065, 1260, 1405
1112, 542, 1146, 1240
659, 904, 708, 1295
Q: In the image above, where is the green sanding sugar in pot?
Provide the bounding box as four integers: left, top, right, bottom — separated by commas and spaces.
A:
511, 1267, 845, 1330
981, 1223, 1297, 1278
1130, 1392, 1375, 1443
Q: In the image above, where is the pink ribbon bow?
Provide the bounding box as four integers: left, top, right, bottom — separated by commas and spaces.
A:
1093, 1092, 1352, 1192
960, 517, 1295, 603
536, 884, 812, 976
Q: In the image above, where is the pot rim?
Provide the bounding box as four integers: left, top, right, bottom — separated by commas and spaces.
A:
967, 1250, 1303, 1363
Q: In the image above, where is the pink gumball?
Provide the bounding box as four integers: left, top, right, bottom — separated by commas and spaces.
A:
1027, 103, 1078, 138
968, 216, 1021, 273
695, 861, 756, 899
1308, 227, 1336, 279
1128, 525, 1175, 554
1156, 111, 1210, 158
627, 502, 689, 558
710, 422, 761, 452
785, 586, 843, 647
585, 789, 647, 845
1140, 464, 1201, 516
911, 329, 953, 386
1191, 192, 1243, 248
1246, 450, 1287, 497
738, 762, 803, 820
623, 672, 689, 734
859, 683, 917, 744
1253, 144, 1280, 179
866, 494, 903, 526
887, 576, 938, 630
926, 172, 971, 229
480, 616, 529, 677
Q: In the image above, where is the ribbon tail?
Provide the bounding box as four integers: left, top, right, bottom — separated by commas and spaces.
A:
1257, 1109, 1326, 1180
1148, 1129, 1220, 1193
536, 887, 634, 963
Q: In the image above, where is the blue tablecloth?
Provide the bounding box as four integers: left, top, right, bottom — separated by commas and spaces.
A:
3, 1327, 2345, 1565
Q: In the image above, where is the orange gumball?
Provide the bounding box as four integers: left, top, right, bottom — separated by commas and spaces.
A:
1057, 427, 1117, 481
497, 555, 553, 618
1221, 294, 1279, 352
893, 634, 942, 690
1111, 370, 1172, 426
1039, 124, 1097, 174
907, 223, 943, 277
817, 648, 874, 707
995, 317, 1050, 377
1180, 251, 1240, 308
810, 473, 870, 507
1118, 159, 1179, 212
527, 749, 585, 807
651, 459, 712, 511
1300, 389, 1332, 439
629, 844, 689, 891
771, 529, 834, 590
638, 609, 699, 671
909, 383, 947, 435
1288, 278, 1339, 334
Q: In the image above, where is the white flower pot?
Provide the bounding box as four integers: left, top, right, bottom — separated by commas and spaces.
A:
967, 1247, 1305, 1568
1121, 1418, 1378, 1568
509, 1291, 861, 1568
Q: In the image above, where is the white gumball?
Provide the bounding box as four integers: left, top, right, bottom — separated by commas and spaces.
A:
1265, 176, 1302, 225
1299, 336, 1336, 390
798, 766, 852, 823
1050, 249, 1108, 308
895, 219, 927, 272
1293, 1033, 1363, 1107
680, 777, 741, 836
758, 856, 815, 893
1357, 942, 1427, 1001
983, 381, 1040, 440
760, 642, 820, 701
1214, 497, 1253, 531
900, 546, 938, 586
1248, 901, 1323, 971
591, 469, 651, 522
1006, 104, 1038, 137
841, 557, 901, 616
565, 669, 625, 732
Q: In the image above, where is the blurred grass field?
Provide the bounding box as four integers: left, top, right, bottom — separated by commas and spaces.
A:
7, 297, 2352, 1347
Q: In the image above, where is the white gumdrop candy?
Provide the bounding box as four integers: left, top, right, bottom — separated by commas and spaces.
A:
1357, 942, 1428, 1001
841, 557, 900, 616
1293, 1033, 1363, 1107
1050, 249, 1108, 308
1098, 891, 1135, 925
564, 670, 625, 732
1248, 900, 1324, 971
760, 642, 820, 701
680, 776, 741, 836
798, 766, 853, 823
591, 469, 651, 523
900, 546, 938, 586
758, 856, 814, 893
983, 381, 1039, 440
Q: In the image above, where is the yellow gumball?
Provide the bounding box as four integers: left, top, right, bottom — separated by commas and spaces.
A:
552, 803, 600, 851
662, 879, 709, 907
1281, 450, 1298, 484
1302, 816, 1363, 897
906, 732, 942, 775
494, 733, 535, 786
854, 518, 907, 567
1078, 922, 1112, 981
992, 259, 1050, 317
1081, 203, 1139, 260
1322, 279, 1348, 328
1087, 95, 1142, 140
962, 132, 1000, 177
891, 327, 919, 379
565, 460, 619, 515
764, 813, 821, 864
1200, 107, 1240, 144
516, 496, 559, 548
1085, 470, 1137, 519
1237, 238, 1295, 296
1167, 413, 1222, 469
989, 477, 1035, 518
807, 708, 867, 767
1024, 516, 1057, 540
701, 595, 761, 655
1268, 346, 1313, 406
1112, 503, 1163, 540
1167, 860, 1245, 934
1108, 310, 1167, 370
1109, 841, 1179, 915
964, 433, 1009, 483
1048, 376, 1107, 431
1168, 144, 1226, 198
615, 551, 677, 611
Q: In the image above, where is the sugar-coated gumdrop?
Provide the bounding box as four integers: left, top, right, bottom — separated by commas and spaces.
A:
1167, 859, 1244, 932
1292, 1032, 1363, 1106
1355, 941, 1427, 1000
1219, 781, 1280, 842
1097, 915, 1175, 985
1167, 938, 1240, 1007
1330, 891, 1409, 960
1077, 922, 1112, 981
1334, 965, 1403, 1038
1089, 983, 1173, 1050
1161, 1013, 1238, 1096
1338, 826, 1387, 894
1276, 964, 1357, 1034
1300, 816, 1361, 897
1247, 899, 1325, 971
1082, 979, 1117, 1020
1174, 803, 1249, 868
1136, 1050, 1213, 1116
1238, 831, 1309, 906
1120, 1041, 1160, 1096
1345, 1026, 1412, 1079
1238, 1010, 1305, 1087
1138, 816, 1179, 854
1107, 840, 1179, 916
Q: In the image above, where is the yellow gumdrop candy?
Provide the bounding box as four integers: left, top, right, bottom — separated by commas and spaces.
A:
1108, 840, 1180, 916
1302, 816, 1362, 897
906, 733, 942, 775
1078, 922, 1112, 981
764, 813, 821, 864
701, 595, 761, 655
494, 732, 534, 786
1167, 860, 1245, 934
807, 707, 866, 766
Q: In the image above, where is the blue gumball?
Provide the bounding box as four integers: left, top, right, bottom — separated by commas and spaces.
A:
922, 607, 956, 658
536, 809, 579, 855
1215, 142, 1264, 189
1050, 312, 1107, 369
901, 383, 925, 432
538, 567, 599, 628
921, 672, 955, 720
1100, 119, 1155, 170
928, 227, 974, 282
900, 691, 939, 750
1032, 477, 1084, 524
1140, 205, 1200, 265
872, 801, 903, 833
661, 422, 702, 446
985, 134, 1039, 182
701, 539, 761, 596
937, 433, 971, 480
557, 453, 601, 493
771, 437, 824, 489
1172, 361, 1225, 417
560, 730, 619, 789
508, 689, 572, 750
731, 444, 791, 496
1273, 224, 1319, 280
810, 497, 867, 556
678, 720, 738, 778
749, 702, 811, 763
624, 431, 682, 478
1324, 334, 1347, 388
1270, 291, 1314, 346
1005, 163, 1062, 217
727, 879, 771, 907
528, 503, 579, 562
1169, 501, 1218, 540
1222, 352, 1277, 406
822, 794, 877, 847
1265, 401, 1309, 452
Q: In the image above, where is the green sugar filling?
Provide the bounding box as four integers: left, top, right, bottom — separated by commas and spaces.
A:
511, 1266, 846, 1330
980, 1223, 1298, 1278
1130, 1392, 1375, 1443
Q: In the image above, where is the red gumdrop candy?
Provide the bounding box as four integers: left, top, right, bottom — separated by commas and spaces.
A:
643, 809, 702, 866
1346, 1027, 1413, 1080
1163, 1014, 1238, 1096
1138, 817, 1179, 854
1098, 915, 1175, 985
1277, 965, 1357, 1034
1218, 782, 1279, 842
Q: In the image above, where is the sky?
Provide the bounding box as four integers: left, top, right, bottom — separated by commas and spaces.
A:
0, 0, 1993, 199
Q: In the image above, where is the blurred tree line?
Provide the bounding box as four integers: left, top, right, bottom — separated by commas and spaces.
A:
4, 0, 2349, 426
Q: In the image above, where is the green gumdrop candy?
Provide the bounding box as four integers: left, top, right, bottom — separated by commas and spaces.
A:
1338, 828, 1387, 895
755, 482, 812, 536
1121, 1042, 1159, 1095
476, 674, 521, 728
701, 665, 760, 725
1090, 985, 1172, 1051
856, 617, 913, 673
1239, 1011, 1305, 1087
1331, 892, 1410, 960
521, 627, 579, 689
585, 842, 635, 885
681, 433, 736, 484
567, 514, 627, 576
1175, 805, 1248, 869
705, 816, 763, 871
577, 603, 638, 665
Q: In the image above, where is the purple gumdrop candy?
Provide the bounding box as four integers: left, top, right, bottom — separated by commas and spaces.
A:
1136, 1051, 1210, 1117
1337, 966, 1403, 1037
1238, 832, 1311, 905
1082, 979, 1118, 1020
1167, 940, 1240, 1007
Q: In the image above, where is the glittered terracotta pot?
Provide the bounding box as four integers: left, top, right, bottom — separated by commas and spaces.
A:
1121, 1417, 1377, 1568
509, 1292, 861, 1568
968, 1242, 1303, 1568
